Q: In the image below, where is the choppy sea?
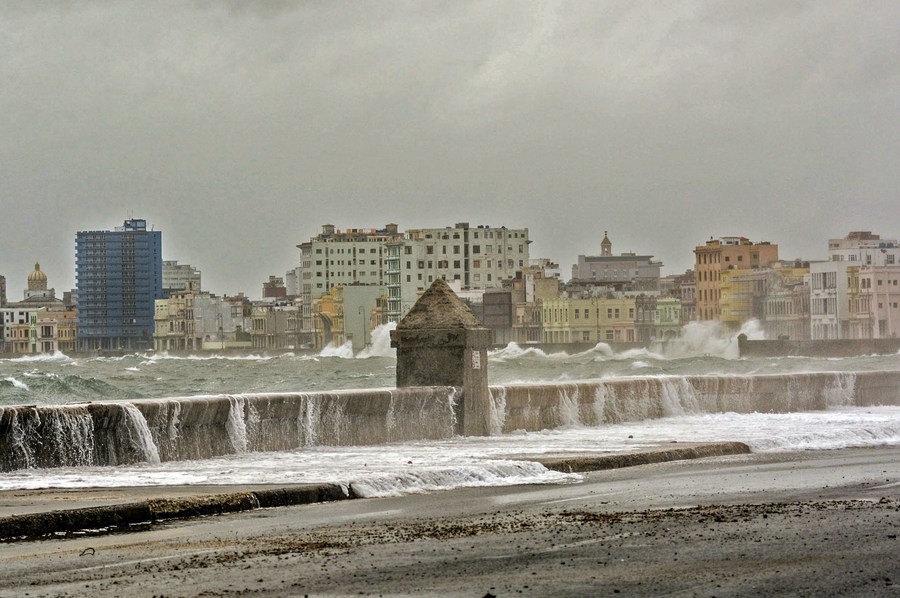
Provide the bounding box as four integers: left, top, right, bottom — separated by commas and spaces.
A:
2, 321, 899, 496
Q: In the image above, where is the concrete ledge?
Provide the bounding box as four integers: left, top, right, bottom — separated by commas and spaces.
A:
538, 442, 752, 473
0, 483, 349, 542
0, 502, 153, 542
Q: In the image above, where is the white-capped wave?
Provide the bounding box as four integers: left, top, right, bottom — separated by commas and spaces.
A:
659, 319, 765, 360
489, 342, 570, 360
349, 460, 580, 498
319, 341, 355, 359
2, 351, 72, 364
605, 347, 668, 362
356, 322, 397, 359
161, 353, 274, 362
3, 376, 29, 391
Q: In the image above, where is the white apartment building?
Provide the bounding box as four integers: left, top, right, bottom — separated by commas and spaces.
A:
298, 224, 404, 340
1, 308, 39, 353
298, 223, 530, 333
385, 223, 530, 322
856, 266, 900, 338
284, 267, 302, 297
810, 231, 900, 339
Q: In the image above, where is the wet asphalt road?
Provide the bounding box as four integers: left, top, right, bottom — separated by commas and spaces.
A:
1, 447, 898, 597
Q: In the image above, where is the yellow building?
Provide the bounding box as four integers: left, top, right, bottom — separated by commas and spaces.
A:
542, 296, 636, 344
718, 269, 767, 329
720, 263, 809, 332
313, 286, 345, 349
695, 237, 779, 321
599, 297, 637, 343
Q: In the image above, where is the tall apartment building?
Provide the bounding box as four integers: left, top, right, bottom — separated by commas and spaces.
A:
76, 218, 164, 351
298, 223, 530, 339
162, 260, 201, 295
694, 237, 779, 321
385, 223, 530, 322
298, 224, 403, 343
0, 275, 6, 307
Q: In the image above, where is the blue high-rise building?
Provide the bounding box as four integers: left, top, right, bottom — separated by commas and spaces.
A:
76, 218, 164, 351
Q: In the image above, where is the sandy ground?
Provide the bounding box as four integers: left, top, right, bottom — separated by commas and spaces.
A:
0, 446, 898, 597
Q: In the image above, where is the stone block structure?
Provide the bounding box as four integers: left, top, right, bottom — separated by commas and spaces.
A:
390, 279, 492, 436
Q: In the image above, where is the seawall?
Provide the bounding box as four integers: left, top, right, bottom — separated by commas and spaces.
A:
2, 371, 899, 472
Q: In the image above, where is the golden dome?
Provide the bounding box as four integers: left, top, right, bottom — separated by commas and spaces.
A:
27, 262, 48, 289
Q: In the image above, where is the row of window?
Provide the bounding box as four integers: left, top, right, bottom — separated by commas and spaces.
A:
543, 307, 636, 323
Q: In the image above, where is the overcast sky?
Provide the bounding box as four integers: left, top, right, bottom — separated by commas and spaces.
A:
2, 1, 898, 298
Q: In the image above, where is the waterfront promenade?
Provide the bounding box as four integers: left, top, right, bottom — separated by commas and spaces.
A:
1, 446, 897, 596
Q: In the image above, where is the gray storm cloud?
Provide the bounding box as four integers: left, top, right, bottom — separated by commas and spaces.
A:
1, 1, 898, 296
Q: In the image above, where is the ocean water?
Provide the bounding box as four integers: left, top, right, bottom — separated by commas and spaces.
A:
2, 321, 899, 496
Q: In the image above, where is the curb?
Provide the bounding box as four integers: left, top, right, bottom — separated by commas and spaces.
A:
0, 443, 751, 542
0, 484, 348, 542
538, 442, 752, 473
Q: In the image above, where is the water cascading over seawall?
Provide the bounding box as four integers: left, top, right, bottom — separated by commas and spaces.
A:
1, 371, 899, 472
489, 371, 899, 433
0, 387, 459, 472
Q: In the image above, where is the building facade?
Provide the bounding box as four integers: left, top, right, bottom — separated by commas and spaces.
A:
262, 275, 287, 299
299, 222, 529, 336
298, 224, 403, 344
571, 232, 662, 293
162, 260, 201, 295
76, 218, 164, 351
810, 232, 900, 339
542, 296, 637, 344
694, 237, 779, 322
0, 263, 75, 354
764, 273, 811, 341
385, 223, 530, 322
251, 302, 302, 350
154, 291, 252, 352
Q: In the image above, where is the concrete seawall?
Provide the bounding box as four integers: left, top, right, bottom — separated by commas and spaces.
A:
490, 371, 898, 433
2, 371, 899, 472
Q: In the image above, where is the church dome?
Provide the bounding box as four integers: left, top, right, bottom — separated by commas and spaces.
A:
27, 262, 48, 290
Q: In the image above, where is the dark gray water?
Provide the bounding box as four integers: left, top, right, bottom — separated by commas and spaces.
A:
2, 332, 898, 407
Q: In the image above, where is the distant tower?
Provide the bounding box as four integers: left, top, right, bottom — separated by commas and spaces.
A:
601, 231, 612, 257
76, 218, 164, 351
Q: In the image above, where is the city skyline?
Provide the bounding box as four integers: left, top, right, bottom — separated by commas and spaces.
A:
2, 2, 899, 296
0, 222, 894, 301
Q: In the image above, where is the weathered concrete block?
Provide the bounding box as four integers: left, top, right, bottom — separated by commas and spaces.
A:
391, 279, 492, 436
